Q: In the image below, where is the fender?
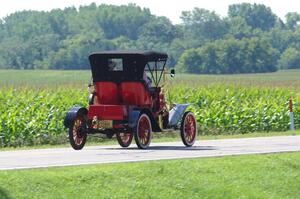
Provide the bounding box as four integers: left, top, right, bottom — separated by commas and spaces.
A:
168, 104, 191, 127
128, 108, 161, 132
64, 106, 88, 128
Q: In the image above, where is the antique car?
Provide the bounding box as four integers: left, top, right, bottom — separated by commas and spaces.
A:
64, 51, 197, 150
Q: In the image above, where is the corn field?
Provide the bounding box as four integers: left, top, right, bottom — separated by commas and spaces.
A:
0, 82, 299, 147
167, 85, 300, 134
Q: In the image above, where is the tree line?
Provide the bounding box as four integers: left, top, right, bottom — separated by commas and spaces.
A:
1, 3, 300, 73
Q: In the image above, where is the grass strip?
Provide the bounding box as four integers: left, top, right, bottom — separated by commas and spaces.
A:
0, 152, 299, 198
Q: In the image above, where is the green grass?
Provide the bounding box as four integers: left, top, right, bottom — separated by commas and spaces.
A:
1, 69, 300, 89
0, 69, 91, 87
0, 152, 300, 198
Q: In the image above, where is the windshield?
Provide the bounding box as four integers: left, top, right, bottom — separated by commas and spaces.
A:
145, 60, 167, 87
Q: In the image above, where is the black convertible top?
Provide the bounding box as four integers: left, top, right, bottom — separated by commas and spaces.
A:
89, 50, 168, 82
90, 50, 168, 62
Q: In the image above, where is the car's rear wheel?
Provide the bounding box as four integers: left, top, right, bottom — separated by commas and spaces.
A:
69, 114, 87, 150
180, 111, 197, 147
134, 113, 152, 149
116, 132, 133, 147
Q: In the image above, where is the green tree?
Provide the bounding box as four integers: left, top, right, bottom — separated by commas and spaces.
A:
0, 3, 296, 73
279, 47, 300, 69
285, 12, 300, 30
138, 17, 176, 44
45, 32, 109, 69
228, 3, 277, 31
225, 16, 252, 39
181, 8, 227, 42
176, 48, 203, 73
264, 28, 293, 53
176, 38, 279, 74
95, 4, 152, 40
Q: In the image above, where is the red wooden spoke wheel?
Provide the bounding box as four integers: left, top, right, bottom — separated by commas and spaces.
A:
180, 111, 197, 147
69, 115, 87, 150
134, 113, 152, 149
116, 132, 133, 147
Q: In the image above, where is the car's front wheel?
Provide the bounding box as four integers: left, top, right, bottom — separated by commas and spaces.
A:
180, 111, 197, 147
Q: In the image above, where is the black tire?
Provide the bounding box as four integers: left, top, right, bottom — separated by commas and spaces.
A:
116, 132, 133, 147
69, 113, 87, 150
134, 113, 152, 149
180, 111, 197, 147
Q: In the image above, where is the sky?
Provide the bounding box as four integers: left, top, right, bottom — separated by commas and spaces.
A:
0, 0, 300, 24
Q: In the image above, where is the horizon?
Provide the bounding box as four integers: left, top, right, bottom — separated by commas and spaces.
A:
1, 0, 300, 24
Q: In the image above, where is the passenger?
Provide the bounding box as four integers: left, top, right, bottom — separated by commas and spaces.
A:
108, 60, 116, 71
143, 71, 152, 88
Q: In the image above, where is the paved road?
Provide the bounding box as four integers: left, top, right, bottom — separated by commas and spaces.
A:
1, 135, 300, 170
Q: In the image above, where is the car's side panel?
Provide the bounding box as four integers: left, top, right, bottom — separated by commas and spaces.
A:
87, 105, 127, 120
